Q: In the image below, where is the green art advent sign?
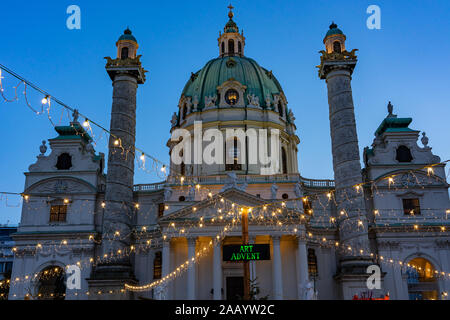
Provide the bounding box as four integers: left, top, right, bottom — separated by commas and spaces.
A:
223, 244, 270, 262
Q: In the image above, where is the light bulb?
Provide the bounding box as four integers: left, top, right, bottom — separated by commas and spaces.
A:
41, 96, 48, 104
83, 119, 89, 127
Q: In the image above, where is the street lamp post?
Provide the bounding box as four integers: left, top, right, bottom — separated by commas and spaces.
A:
242, 207, 250, 300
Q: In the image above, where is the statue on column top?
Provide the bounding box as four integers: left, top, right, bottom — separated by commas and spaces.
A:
271, 183, 278, 199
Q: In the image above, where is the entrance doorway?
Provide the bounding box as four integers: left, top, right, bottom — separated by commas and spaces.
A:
226, 276, 243, 300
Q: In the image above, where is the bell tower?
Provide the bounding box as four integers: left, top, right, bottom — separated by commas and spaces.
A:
88, 28, 146, 299
318, 23, 376, 299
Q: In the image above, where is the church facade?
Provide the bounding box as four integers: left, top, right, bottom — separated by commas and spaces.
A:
8, 8, 450, 300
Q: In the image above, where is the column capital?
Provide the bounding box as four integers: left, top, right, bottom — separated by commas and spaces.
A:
271, 235, 282, 242
187, 236, 197, 246
297, 235, 307, 245
162, 236, 172, 246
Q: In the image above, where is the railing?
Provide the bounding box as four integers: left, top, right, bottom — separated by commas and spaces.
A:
133, 174, 335, 191
133, 182, 166, 192
301, 177, 335, 188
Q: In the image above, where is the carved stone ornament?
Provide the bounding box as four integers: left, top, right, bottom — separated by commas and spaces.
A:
421, 132, 429, 147
185, 97, 192, 113
265, 95, 271, 109
204, 95, 217, 108
247, 93, 260, 107
171, 112, 178, 127
39, 140, 47, 155
271, 183, 278, 199
192, 95, 199, 111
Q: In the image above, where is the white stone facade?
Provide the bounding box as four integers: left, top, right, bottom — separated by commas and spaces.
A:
7, 15, 450, 301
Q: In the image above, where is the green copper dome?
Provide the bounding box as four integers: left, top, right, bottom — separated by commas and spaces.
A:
324, 22, 343, 39
118, 28, 137, 42
181, 56, 284, 109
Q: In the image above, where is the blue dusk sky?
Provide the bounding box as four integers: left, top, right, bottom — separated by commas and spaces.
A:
1, 0, 449, 224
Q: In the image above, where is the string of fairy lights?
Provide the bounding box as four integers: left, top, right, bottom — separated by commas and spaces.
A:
3, 192, 450, 294
1, 63, 450, 297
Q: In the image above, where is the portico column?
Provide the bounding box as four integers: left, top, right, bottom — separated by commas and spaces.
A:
187, 237, 197, 300
213, 239, 222, 300
297, 236, 309, 299
162, 238, 171, 299
272, 235, 283, 300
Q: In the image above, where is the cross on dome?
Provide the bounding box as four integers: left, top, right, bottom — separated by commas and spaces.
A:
228, 4, 234, 19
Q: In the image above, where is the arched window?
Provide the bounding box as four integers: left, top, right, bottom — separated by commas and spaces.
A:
221, 42, 225, 55
153, 251, 162, 279
228, 39, 235, 54
37, 266, 66, 300
182, 104, 187, 120
333, 41, 341, 53
226, 138, 241, 171
307, 248, 318, 278
396, 145, 413, 162
121, 47, 129, 59
278, 101, 284, 117
407, 258, 439, 300
281, 148, 288, 174
238, 41, 242, 54
56, 153, 72, 170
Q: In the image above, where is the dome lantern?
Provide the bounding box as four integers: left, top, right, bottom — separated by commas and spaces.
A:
116, 27, 139, 60
218, 5, 245, 57
323, 22, 346, 54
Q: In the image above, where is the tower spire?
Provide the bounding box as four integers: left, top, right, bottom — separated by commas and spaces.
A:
218, 4, 245, 57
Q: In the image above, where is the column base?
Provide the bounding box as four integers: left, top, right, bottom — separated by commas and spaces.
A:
87, 264, 137, 300
335, 256, 385, 300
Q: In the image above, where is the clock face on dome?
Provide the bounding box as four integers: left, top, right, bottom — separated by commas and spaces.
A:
225, 89, 239, 105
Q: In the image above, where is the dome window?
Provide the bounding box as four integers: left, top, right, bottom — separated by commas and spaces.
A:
228, 39, 235, 54
333, 41, 341, 53
238, 41, 242, 54
56, 153, 72, 170
179, 196, 186, 202
282, 193, 289, 199
221, 42, 225, 55
278, 101, 284, 117
182, 104, 187, 120
396, 145, 413, 163
225, 89, 239, 106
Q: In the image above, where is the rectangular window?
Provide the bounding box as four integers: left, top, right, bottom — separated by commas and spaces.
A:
4, 262, 12, 273
153, 251, 162, 280
158, 203, 165, 218
402, 198, 421, 215
308, 248, 318, 278
50, 205, 67, 222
